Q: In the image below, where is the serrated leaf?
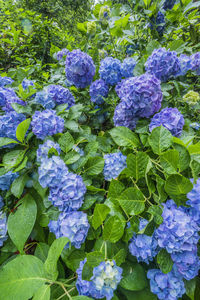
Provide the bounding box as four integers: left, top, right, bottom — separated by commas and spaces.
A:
16, 118, 31, 142
72, 296, 93, 300
110, 126, 140, 148
32, 284, 50, 300
113, 248, 126, 266
120, 263, 147, 291
165, 174, 193, 196
92, 204, 110, 230
108, 180, 125, 199
160, 149, 179, 174
148, 205, 163, 225
86, 251, 104, 268
58, 132, 74, 152
157, 249, 173, 274
84, 157, 104, 175
188, 142, 200, 155
118, 188, 145, 216
103, 216, 124, 243
127, 152, 152, 181
185, 278, 196, 300
148, 126, 173, 155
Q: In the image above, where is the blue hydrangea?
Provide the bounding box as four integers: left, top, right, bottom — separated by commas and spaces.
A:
0, 171, 19, 191
22, 79, 34, 90
48, 172, 86, 212
121, 58, 136, 78
47, 85, 75, 107
48, 211, 89, 249
117, 74, 163, 118
34, 90, 55, 109
150, 11, 165, 35
89, 79, 109, 105
72, 145, 84, 157
190, 122, 200, 130
0, 87, 26, 111
104, 152, 127, 181
190, 52, 200, 75
163, 0, 176, 10
99, 57, 122, 86
113, 101, 138, 130
0, 76, 13, 87
0, 211, 7, 247
176, 54, 192, 76
0, 111, 26, 144
149, 107, 184, 137
115, 78, 128, 99
145, 48, 181, 82
129, 219, 159, 264
155, 200, 199, 253
147, 267, 185, 300
38, 156, 68, 188
0, 196, 4, 210
65, 49, 95, 88
36, 140, 61, 163
126, 44, 139, 56
56, 48, 69, 61
76, 259, 122, 300
187, 178, 200, 211
171, 249, 200, 280
31, 109, 64, 140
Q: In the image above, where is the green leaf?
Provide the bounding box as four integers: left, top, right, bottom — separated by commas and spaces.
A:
0, 137, 18, 147
62, 249, 85, 272
188, 142, 200, 155
113, 248, 126, 266
16, 118, 31, 142
103, 216, 124, 243
72, 296, 93, 300
146, 40, 160, 55
118, 188, 145, 216
3, 150, 26, 169
58, 132, 74, 152
11, 174, 29, 198
33, 284, 50, 300
120, 287, 156, 300
157, 249, 173, 274
173, 143, 190, 172
190, 156, 200, 181
108, 180, 125, 199
35, 243, 50, 263
160, 150, 179, 174
148, 126, 173, 155
185, 278, 196, 300
0, 255, 46, 300
165, 174, 193, 196
44, 237, 69, 280
8, 194, 37, 253
84, 157, 104, 175
86, 251, 104, 268
127, 152, 152, 181
92, 204, 110, 230
120, 263, 147, 291
147, 205, 163, 225
109, 126, 140, 148
184, 2, 200, 14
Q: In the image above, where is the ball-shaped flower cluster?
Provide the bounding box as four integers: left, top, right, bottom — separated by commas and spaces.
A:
47, 85, 75, 107
104, 152, 127, 181
145, 48, 181, 82
149, 107, 184, 137
48, 172, 86, 212
0, 171, 19, 191
190, 52, 200, 75
36, 140, 61, 163
56, 48, 69, 61
31, 109, 64, 140
65, 49, 95, 88
99, 57, 122, 86
163, 0, 176, 10
113, 101, 138, 130
0, 211, 7, 247
0, 76, 13, 87
48, 211, 89, 249
22, 79, 34, 90
147, 267, 185, 300
183, 90, 200, 106
187, 179, 200, 211
176, 54, 192, 76
76, 259, 122, 300
121, 58, 136, 78
34, 91, 55, 109
89, 79, 109, 105
0, 87, 26, 112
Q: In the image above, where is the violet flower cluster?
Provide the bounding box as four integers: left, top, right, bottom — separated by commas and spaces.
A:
36, 140, 61, 163
99, 57, 122, 86
56, 48, 69, 61
150, 11, 165, 35
0, 171, 19, 191
89, 79, 109, 104
0, 87, 26, 111
0, 76, 13, 87
121, 57, 136, 78
103, 152, 127, 181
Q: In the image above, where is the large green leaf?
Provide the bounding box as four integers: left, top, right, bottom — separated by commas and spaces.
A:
165, 174, 193, 196
84, 157, 104, 175
118, 187, 145, 216
92, 204, 110, 230
109, 126, 140, 148
185, 278, 196, 300
157, 249, 173, 274
160, 149, 179, 174
58, 132, 74, 153
3, 149, 26, 169
126, 152, 152, 181
32, 284, 50, 300
148, 126, 172, 155
120, 263, 147, 291
103, 216, 124, 243
8, 194, 37, 253
0, 137, 18, 147
86, 251, 104, 268
16, 118, 31, 142
0, 255, 46, 300
11, 174, 29, 198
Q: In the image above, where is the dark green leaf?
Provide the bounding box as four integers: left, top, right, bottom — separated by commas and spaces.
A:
16, 119, 31, 142
120, 263, 147, 291
109, 126, 140, 148
148, 126, 173, 155
157, 249, 173, 274
103, 216, 124, 243
92, 204, 110, 230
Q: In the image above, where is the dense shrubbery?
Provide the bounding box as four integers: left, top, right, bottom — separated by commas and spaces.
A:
0, 0, 200, 300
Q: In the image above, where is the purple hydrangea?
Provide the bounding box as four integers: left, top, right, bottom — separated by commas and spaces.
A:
22, 79, 34, 90
36, 140, 61, 163
48, 211, 89, 249
47, 85, 75, 107
34, 90, 55, 109
56, 48, 69, 61
31, 109, 64, 140
117, 74, 163, 118
121, 58, 136, 78
176, 54, 192, 76
89, 79, 109, 104
65, 49, 95, 88
0, 171, 19, 191
113, 101, 138, 130
0, 211, 7, 247
48, 172, 86, 212
104, 152, 127, 181
147, 267, 185, 300
163, 0, 176, 10
0, 76, 13, 87
190, 52, 200, 75
155, 200, 199, 253
76, 259, 123, 300
187, 178, 200, 211
0, 196, 3, 210
150, 11, 165, 35
149, 107, 184, 137
145, 48, 181, 82
38, 156, 68, 188
0, 111, 26, 144
99, 57, 122, 86
171, 249, 200, 280
0, 87, 26, 111
129, 219, 159, 264
115, 78, 128, 98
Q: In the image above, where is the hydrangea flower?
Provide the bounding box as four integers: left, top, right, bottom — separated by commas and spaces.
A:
149, 107, 184, 137
56, 48, 69, 61
0, 87, 26, 111
0, 211, 7, 247
38, 156, 68, 188
147, 267, 185, 300
121, 58, 136, 78
190, 52, 200, 75
89, 79, 109, 104
176, 54, 192, 76
104, 152, 127, 181
190, 122, 200, 130
129, 219, 159, 264
0, 111, 26, 144
76, 259, 122, 300
183, 90, 200, 106
47, 85, 75, 107
0, 171, 19, 191
145, 48, 181, 82
0, 196, 4, 210
0, 76, 13, 87
99, 57, 122, 86
117, 74, 163, 118
22, 79, 34, 90
65, 49, 95, 88
113, 101, 138, 130
34, 90, 55, 109
48, 172, 86, 212
31, 109, 64, 140
115, 78, 128, 99
155, 200, 199, 253
150, 11, 165, 35
36, 140, 61, 163
171, 249, 200, 280
187, 178, 200, 211
48, 211, 89, 249
163, 0, 176, 10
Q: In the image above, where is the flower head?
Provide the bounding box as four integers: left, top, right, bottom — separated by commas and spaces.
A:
121, 57, 136, 78
104, 152, 127, 181
190, 52, 200, 75
0, 87, 26, 111
89, 79, 109, 105
113, 101, 138, 130
56, 48, 69, 61
0, 211, 7, 247
0, 171, 19, 191
176, 54, 192, 76
22, 79, 34, 90
99, 57, 122, 86
187, 178, 200, 211
37, 140, 61, 163
47, 85, 75, 107
150, 11, 165, 35
0, 76, 13, 87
